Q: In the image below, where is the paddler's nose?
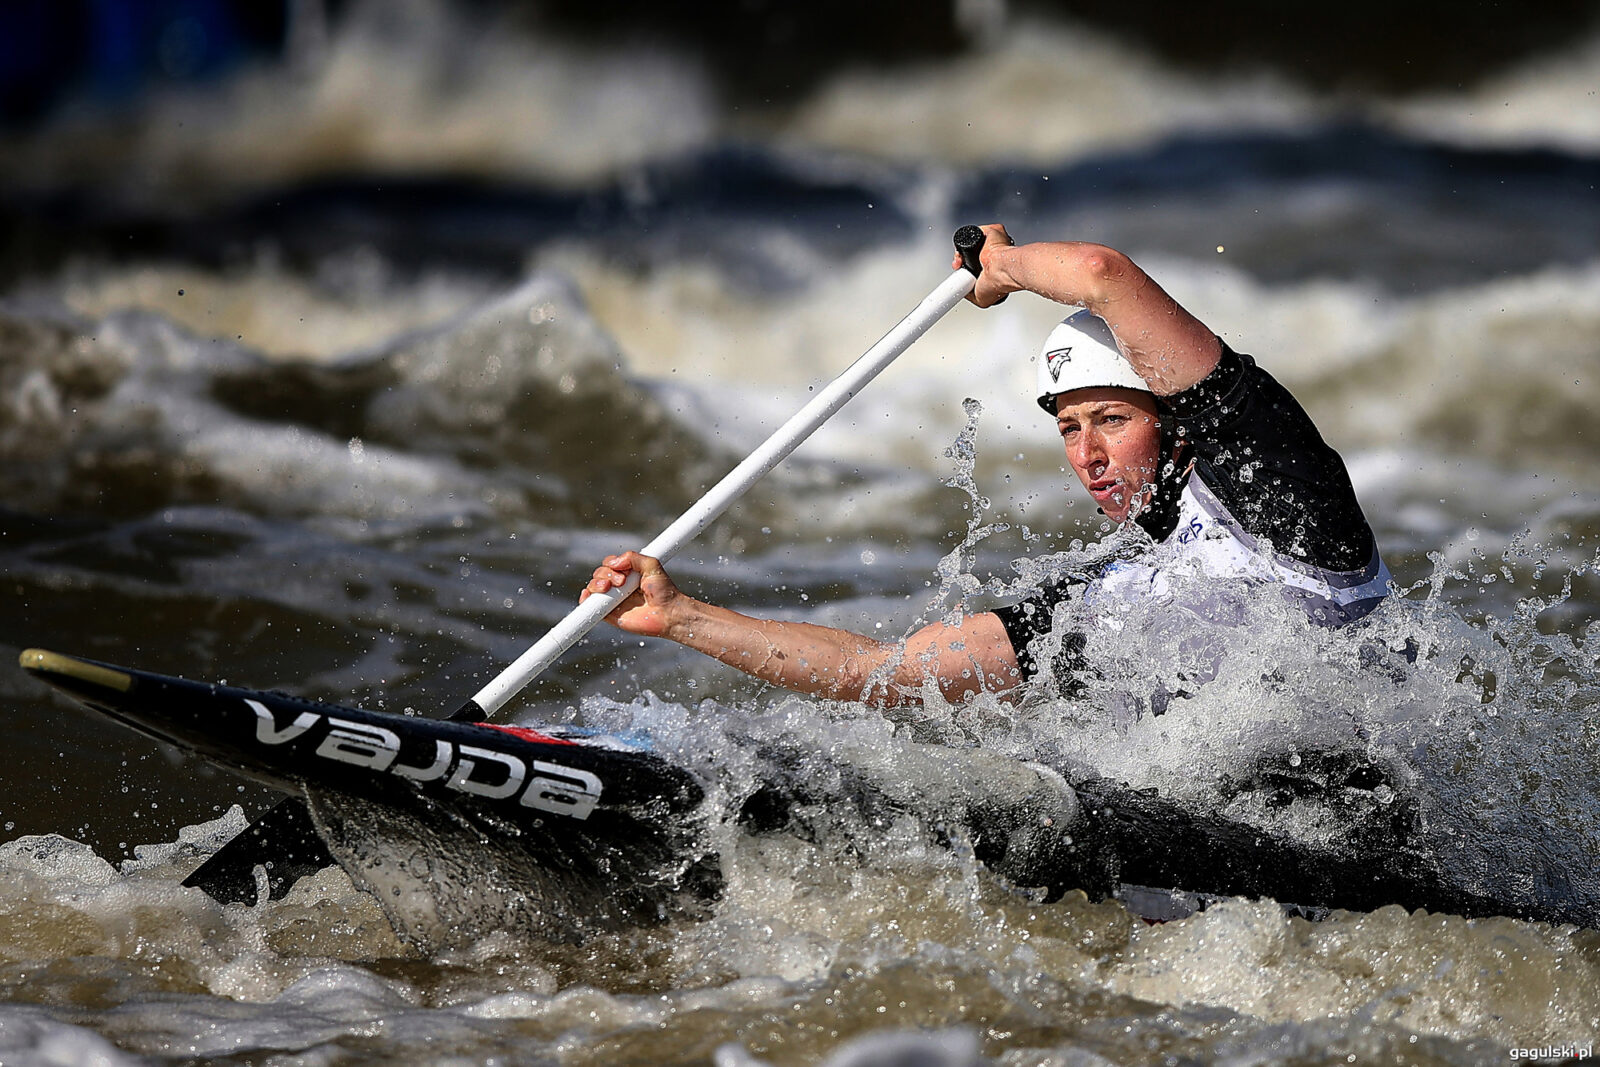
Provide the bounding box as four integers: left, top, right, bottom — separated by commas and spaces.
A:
1066, 426, 1108, 477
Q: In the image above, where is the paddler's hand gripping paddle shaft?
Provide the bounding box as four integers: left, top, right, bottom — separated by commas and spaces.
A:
455, 225, 991, 722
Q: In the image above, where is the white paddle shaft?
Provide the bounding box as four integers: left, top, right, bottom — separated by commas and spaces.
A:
469, 264, 979, 718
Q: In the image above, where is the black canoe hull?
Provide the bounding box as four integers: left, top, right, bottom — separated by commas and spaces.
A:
20, 648, 704, 825
22, 648, 1596, 931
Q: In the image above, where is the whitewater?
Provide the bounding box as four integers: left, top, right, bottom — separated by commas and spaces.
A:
2, 3, 1599, 1063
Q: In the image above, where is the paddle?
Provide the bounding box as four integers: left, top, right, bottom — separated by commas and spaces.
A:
456, 226, 991, 721
183, 226, 991, 902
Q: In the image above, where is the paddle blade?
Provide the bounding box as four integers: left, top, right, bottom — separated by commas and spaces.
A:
181, 798, 334, 904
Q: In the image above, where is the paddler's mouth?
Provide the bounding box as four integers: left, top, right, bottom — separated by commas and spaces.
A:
1088, 476, 1125, 504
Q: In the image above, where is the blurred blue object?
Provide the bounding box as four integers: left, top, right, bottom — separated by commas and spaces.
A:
1, 0, 290, 125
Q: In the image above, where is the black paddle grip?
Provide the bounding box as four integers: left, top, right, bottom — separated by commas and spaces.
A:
954, 225, 987, 276
954, 224, 1006, 303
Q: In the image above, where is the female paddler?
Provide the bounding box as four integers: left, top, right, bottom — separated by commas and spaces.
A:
582, 224, 1390, 705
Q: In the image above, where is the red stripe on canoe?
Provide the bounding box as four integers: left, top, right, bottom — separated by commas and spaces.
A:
478, 723, 577, 746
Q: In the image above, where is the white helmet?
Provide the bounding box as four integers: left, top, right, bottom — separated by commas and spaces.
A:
1035, 310, 1149, 413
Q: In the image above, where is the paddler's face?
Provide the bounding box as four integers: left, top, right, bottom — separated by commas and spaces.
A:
1053, 387, 1163, 523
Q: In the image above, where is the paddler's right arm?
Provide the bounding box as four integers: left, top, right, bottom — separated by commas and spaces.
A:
582, 552, 1021, 707
957, 223, 1222, 396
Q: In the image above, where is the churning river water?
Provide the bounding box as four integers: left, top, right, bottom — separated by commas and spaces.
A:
2, 4, 1600, 1064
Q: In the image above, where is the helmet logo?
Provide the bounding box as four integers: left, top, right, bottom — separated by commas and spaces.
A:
1045, 346, 1073, 380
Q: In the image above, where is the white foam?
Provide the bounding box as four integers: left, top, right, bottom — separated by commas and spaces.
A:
781, 18, 1600, 163
1384, 29, 1600, 152
0, 1006, 146, 1067
0, 836, 118, 889
778, 19, 1320, 164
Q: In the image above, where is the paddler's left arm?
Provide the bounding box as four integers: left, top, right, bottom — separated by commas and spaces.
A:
955, 223, 1222, 395
582, 551, 1022, 707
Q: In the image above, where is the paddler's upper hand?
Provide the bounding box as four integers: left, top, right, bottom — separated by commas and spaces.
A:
951, 222, 1017, 308
581, 551, 684, 639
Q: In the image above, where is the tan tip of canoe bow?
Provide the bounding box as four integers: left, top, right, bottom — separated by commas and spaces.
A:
19, 649, 132, 692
